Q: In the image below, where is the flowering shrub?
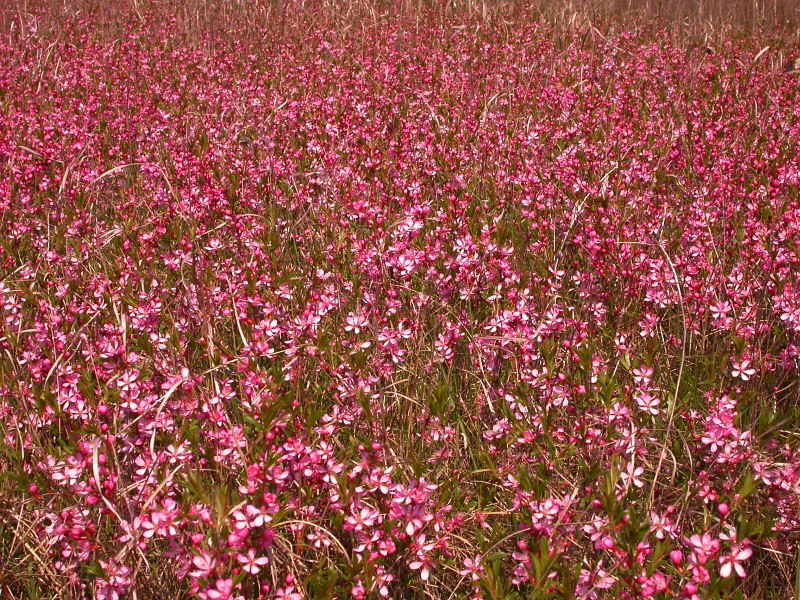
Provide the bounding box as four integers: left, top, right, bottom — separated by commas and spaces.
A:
1, 1, 799, 598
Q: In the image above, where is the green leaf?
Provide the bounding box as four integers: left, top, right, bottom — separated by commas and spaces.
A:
737, 470, 758, 500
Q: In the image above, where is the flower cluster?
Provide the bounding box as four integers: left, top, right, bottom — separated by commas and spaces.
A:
1, 1, 799, 597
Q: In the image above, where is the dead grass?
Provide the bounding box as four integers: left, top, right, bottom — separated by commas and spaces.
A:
3, 0, 800, 44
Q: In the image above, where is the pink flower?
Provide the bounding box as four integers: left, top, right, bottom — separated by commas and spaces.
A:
409, 556, 433, 582
190, 552, 216, 579
687, 533, 720, 565
635, 392, 660, 415
344, 506, 381, 532
205, 578, 235, 600
730, 358, 755, 381
632, 365, 654, 387
719, 543, 753, 578
274, 586, 303, 600
409, 534, 436, 582
459, 555, 483, 581
236, 548, 269, 575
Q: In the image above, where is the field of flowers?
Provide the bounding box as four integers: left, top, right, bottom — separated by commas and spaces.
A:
1, 1, 800, 598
